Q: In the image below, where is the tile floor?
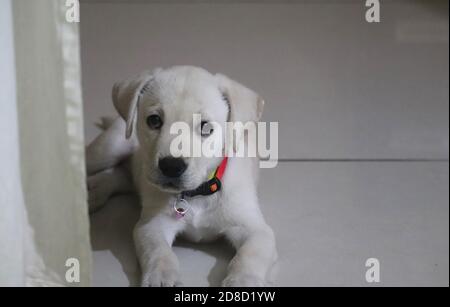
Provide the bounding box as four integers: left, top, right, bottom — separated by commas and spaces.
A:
90, 161, 449, 287
83, 1, 449, 287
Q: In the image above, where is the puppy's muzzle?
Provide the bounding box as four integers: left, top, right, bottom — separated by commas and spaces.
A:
158, 157, 187, 178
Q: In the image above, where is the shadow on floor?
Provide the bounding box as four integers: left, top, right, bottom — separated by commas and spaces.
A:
90, 194, 141, 286
89, 194, 234, 287
174, 238, 234, 286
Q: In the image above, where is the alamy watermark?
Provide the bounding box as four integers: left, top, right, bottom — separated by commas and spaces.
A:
67, 0, 380, 24
365, 0, 381, 23
365, 258, 381, 283
168, 114, 278, 168
65, 0, 80, 23
65, 257, 80, 283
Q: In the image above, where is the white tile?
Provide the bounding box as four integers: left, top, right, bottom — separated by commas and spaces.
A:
260, 162, 449, 286
90, 195, 140, 287
90, 162, 449, 286
80, 1, 449, 159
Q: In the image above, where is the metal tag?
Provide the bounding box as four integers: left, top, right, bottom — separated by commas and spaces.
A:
173, 197, 190, 219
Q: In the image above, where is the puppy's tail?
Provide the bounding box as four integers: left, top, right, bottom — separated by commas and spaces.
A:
95, 116, 115, 131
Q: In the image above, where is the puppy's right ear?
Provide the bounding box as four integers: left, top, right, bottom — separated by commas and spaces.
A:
112, 70, 155, 139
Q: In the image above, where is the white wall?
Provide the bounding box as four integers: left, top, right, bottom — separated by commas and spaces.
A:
80, 0, 449, 160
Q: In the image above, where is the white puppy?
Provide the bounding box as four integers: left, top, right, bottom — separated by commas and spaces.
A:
86, 66, 277, 287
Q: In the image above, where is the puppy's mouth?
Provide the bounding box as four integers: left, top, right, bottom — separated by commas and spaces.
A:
146, 176, 188, 194
160, 181, 183, 193
146, 168, 203, 194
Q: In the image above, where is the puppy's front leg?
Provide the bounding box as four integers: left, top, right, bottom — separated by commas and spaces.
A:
223, 224, 277, 287
134, 211, 184, 287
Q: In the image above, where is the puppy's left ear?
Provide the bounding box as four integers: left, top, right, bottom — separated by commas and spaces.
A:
215, 73, 264, 123
112, 70, 156, 138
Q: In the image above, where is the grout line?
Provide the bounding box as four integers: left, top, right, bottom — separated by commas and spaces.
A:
273, 159, 449, 162
80, 0, 407, 3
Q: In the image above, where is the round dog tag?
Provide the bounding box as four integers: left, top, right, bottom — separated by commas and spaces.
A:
173, 198, 190, 218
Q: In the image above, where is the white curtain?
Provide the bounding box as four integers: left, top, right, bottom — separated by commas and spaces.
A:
0, 0, 91, 286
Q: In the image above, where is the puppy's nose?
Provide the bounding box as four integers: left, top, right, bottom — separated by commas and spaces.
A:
158, 157, 187, 178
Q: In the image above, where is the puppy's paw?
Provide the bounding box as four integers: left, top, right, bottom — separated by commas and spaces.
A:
222, 273, 267, 287
141, 255, 181, 287
87, 169, 115, 212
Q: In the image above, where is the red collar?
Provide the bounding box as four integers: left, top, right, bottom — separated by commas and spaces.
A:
181, 157, 228, 198
213, 157, 228, 181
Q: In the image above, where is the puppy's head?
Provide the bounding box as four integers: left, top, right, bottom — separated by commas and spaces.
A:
112, 66, 264, 193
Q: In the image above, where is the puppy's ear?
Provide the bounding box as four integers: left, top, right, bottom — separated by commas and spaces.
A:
216, 74, 264, 154
112, 70, 155, 138
215, 73, 264, 123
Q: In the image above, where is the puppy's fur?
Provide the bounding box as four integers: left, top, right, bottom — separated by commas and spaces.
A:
86, 66, 277, 287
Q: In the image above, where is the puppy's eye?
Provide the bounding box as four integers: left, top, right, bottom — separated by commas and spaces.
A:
201, 121, 214, 137
146, 114, 163, 130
